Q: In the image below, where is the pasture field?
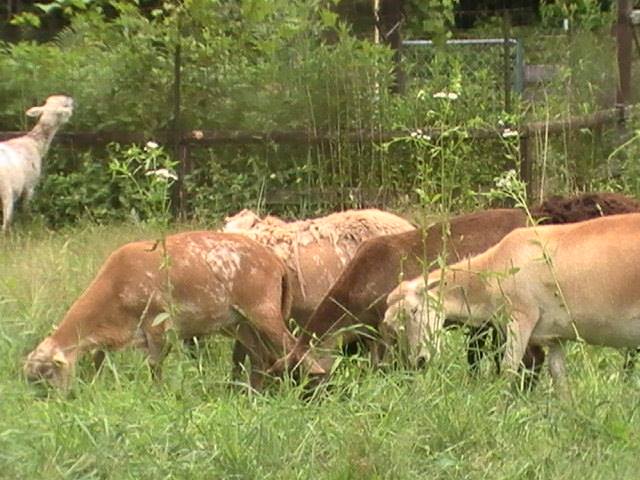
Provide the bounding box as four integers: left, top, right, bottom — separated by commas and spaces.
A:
1, 223, 640, 479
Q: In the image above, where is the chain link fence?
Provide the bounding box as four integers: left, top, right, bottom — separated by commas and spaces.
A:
402, 38, 524, 114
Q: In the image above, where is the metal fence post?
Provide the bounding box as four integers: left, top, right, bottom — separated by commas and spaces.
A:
513, 39, 524, 95
502, 10, 512, 112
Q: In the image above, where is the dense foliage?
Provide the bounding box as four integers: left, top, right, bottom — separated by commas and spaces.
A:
0, 0, 633, 227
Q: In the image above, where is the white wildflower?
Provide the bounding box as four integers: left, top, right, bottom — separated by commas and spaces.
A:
146, 168, 178, 181
502, 128, 519, 138
410, 128, 431, 141
495, 169, 519, 190
433, 91, 458, 100
269, 173, 277, 179
145, 141, 159, 150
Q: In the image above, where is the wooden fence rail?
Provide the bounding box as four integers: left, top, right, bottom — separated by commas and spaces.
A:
0, 106, 630, 212
0, 107, 626, 147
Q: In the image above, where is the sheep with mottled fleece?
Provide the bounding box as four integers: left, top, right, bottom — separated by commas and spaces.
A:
222, 208, 414, 373
222, 209, 287, 231
222, 208, 415, 323
24, 231, 324, 392
0, 95, 73, 231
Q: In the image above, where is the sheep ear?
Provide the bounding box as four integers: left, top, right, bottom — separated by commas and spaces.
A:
52, 351, 68, 367
305, 357, 326, 376
26, 106, 43, 118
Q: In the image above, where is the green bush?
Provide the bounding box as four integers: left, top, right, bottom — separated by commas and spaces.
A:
0, 1, 629, 227
31, 142, 177, 227
32, 149, 119, 227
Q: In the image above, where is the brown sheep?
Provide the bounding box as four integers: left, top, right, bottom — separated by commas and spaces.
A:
272, 192, 640, 377
24, 231, 323, 391
271, 208, 528, 375
530, 192, 640, 224
384, 213, 640, 398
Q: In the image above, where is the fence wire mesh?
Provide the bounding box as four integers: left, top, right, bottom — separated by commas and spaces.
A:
402, 38, 523, 114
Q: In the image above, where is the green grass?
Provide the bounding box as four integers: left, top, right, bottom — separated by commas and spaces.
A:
1, 223, 640, 479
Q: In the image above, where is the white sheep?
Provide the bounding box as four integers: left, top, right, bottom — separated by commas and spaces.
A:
0, 95, 74, 231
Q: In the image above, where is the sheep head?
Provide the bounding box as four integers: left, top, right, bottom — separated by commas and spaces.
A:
24, 337, 73, 391
382, 276, 444, 368
26, 95, 74, 126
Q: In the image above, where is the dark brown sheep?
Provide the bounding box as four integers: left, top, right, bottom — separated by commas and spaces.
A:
531, 192, 640, 225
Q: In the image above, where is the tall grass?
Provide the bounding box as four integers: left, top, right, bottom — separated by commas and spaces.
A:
1, 223, 640, 479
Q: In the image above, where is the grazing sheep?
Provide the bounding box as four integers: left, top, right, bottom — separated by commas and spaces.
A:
271, 208, 528, 375
24, 231, 323, 391
383, 213, 640, 398
0, 95, 74, 231
222, 208, 415, 373
272, 192, 640, 378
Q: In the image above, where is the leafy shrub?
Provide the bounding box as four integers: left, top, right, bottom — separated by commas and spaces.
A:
32, 148, 119, 227
108, 142, 178, 227
0, 1, 628, 228
32, 142, 177, 227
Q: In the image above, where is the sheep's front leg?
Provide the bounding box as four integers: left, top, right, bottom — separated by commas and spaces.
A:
231, 339, 250, 381
1, 189, 14, 232
501, 308, 539, 387
22, 186, 34, 206
144, 327, 168, 381
466, 325, 497, 375
547, 341, 572, 400
93, 350, 106, 371
368, 338, 386, 368
233, 323, 270, 391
